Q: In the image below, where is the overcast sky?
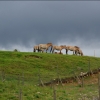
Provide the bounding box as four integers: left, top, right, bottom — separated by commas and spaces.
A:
0, 1, 100, 57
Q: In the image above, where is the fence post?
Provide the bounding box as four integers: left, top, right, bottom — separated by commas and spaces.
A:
81, 73, 84, 88
53, 85, 56, 100
18, 74, 20, 85
38, 68, 44, 87
88, 58, 93, 76
94, 50, 95, 57
74, 72, 82, 87
17, 74, 23, 100
88, 58, 90, 76
1, 70, 5, 82
98, 73, 100, 100
56, 65, 63, 86
22, 73, 24, 86
19, 88, 22, 100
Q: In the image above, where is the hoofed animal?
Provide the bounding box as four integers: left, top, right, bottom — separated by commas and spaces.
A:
51, 45, 66, 53
38, 43, 52, 53
75, 49, 83, 56
33, 45, 39, 52
66, 46, 80, 55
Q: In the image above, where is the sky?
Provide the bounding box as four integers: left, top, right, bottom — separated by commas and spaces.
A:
0, 1, 100, 57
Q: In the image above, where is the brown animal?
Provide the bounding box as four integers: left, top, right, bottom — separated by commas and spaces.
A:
65, 45, 80, 55
38, 43, 52, 53
33, 45, 39, 52
51, 45, 66, 53
75, 49, 83, 56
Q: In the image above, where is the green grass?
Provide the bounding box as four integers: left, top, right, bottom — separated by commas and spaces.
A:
0, 51, 100, 76
0, 51, 100, 100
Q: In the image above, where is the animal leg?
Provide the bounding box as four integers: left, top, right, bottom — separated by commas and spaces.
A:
42, 49, 44, 53
46, 50, 47, 53
75, 50, 77, 55
38, 47, 40, 52
66, 49, 68, 54
33, 49, 35, 52
50, 47, 52, 53
52, 49, 54, 53
38, 48, 40, 52
73, 51, 75, 55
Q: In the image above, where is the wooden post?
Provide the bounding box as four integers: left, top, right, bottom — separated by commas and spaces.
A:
1, 70, 5, 82
88, 58, 92, 76
17, 74, 23, 100
81, 73, 84, 88
22, 73, 24, 85
38, 68, 44, 87
98, 73, 100, 100
56, 65, 59, 85
19, 88, 22, 100
88, 58, 93, 76
94, 50, 95, 57
88, 58, 90, 75
18, 74, 20, 85
56, 65, 63, 86
53, 85, 56, 100
74, 72, 82, 87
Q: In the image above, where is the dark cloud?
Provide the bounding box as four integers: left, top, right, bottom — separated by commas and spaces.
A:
0, 1, 100, 56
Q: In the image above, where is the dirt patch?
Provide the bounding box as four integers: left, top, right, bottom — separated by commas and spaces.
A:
39, 68, 100, 86
25, 55, 42, 59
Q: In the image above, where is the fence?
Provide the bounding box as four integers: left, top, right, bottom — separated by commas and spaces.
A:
0, 59, 100, 100
0, 71, 100, 100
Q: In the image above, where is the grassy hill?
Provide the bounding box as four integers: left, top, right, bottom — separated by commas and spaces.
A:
0, 51, 100, 100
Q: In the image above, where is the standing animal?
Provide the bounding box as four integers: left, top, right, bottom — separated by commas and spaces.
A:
38, 43, 52, 53
33, 45, 39, 52
75, 49, 83, 56
51, 45, 66, 53
65, 46, 80, 55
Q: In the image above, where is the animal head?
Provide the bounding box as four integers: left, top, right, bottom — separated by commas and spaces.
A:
81, 52, 83, 56
47, 43, 52, 46
78, 49, 83, 56
74, 46, 80, 49
60, 45, 66, 49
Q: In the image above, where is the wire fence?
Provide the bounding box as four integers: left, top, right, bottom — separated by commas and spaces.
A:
0, 57, 100, 100
0, 67, 100, 100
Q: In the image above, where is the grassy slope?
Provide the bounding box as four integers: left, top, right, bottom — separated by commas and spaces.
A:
0, 51, 100, 74
0, 51, 100, 100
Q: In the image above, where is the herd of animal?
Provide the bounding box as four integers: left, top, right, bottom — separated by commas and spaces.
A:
33, 43, 83, 56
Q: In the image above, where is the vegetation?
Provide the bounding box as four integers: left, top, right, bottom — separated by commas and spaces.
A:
0, 51, 100, 100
